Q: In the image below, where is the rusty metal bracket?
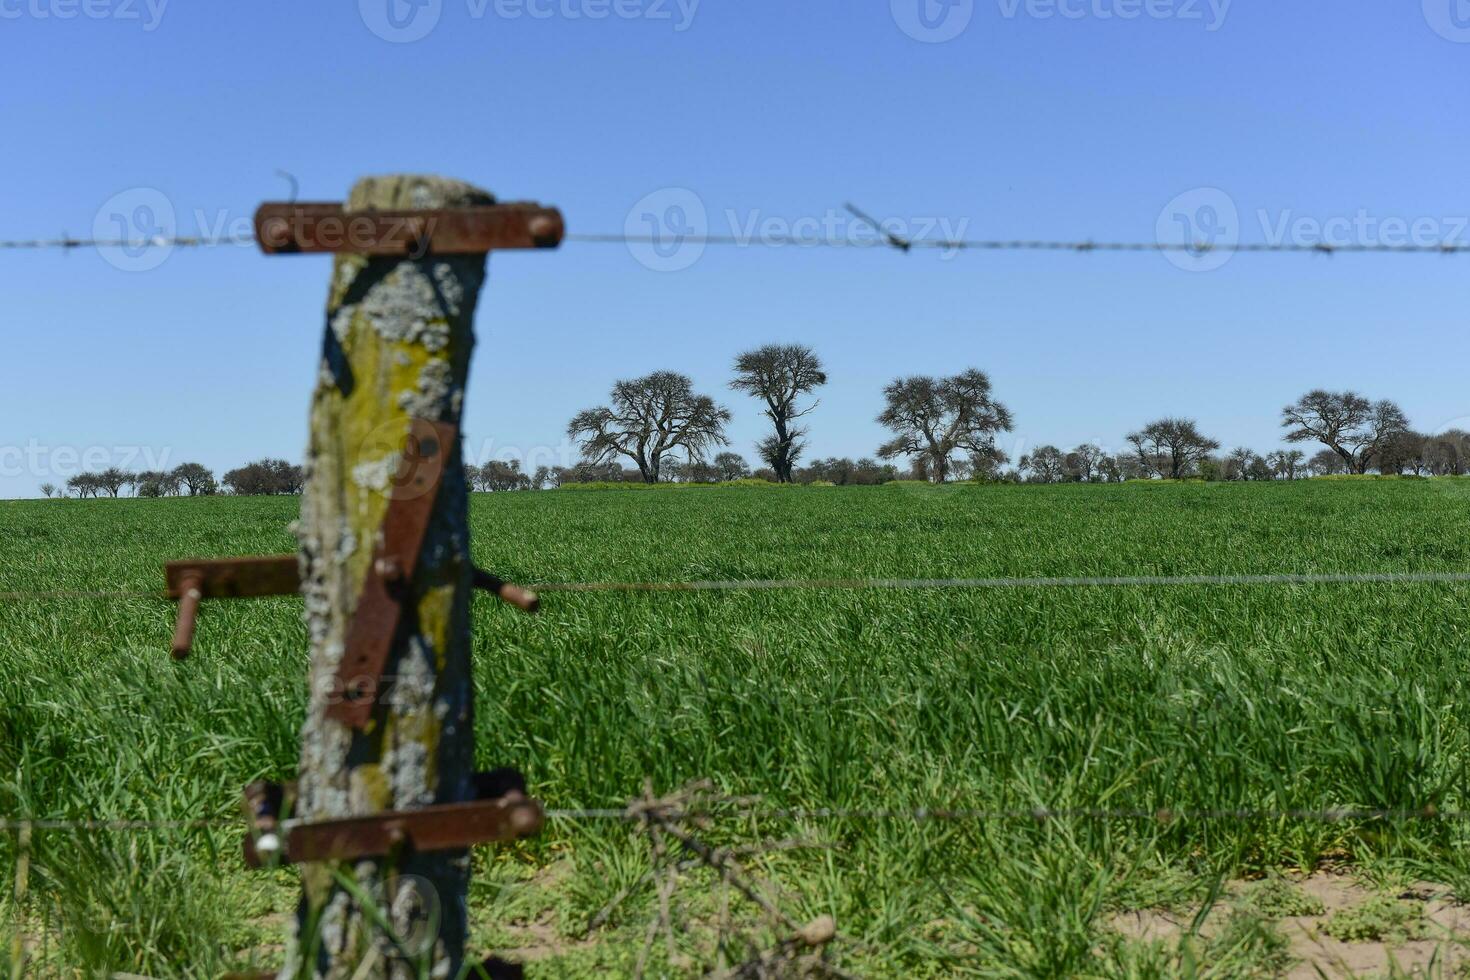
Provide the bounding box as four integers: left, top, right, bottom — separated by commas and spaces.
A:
242, 770, 542, 868
473, 568, 540, 613
326, 420, 453, 729
165, 555, 300, 659
164, 552, 537, 659
254, 202, 564, 256
165, 421, 534, 671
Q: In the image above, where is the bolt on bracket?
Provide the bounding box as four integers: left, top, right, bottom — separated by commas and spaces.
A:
243, 769, 542, 868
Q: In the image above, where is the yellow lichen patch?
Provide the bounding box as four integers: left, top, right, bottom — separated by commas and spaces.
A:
383, 704, 443, 796
414, 584, 456, 672
351, 764, 393, 813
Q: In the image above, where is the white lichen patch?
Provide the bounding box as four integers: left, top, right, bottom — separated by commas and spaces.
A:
358, 264, 451, 352
432, 262, 465, 317
397, 358, 456, 419
330, 306, 356, 343
381, 640, 438, 808
351, 454, 400, 493
298, 715, 353, 817
333, 257, 360, 297
334, 527, 358, 563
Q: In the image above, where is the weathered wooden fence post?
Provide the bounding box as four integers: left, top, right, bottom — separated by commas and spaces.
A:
282, 174, 516, 979
159, 175, 559, 977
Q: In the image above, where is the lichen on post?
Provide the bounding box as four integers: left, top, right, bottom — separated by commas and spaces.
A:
283, 175, 493, 980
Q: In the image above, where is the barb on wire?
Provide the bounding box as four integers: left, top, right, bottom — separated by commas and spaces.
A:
843, 202, 911, 252
602, 781, 848, 979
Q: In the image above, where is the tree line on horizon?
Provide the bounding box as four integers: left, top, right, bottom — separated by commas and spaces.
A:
559, 346, 1467, 485
45, 459, 304, 499
39, 348, 1470, 497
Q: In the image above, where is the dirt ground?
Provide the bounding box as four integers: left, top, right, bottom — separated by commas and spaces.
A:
1112, 871, 1470, 978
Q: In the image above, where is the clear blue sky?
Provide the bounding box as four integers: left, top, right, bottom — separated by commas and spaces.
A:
2, 2, 1467, 496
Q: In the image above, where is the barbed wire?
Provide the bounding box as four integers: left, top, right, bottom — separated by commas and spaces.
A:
531, 570, 1470, 594
0, 589, 162, 601
568, 234, 1470, 256
0, 234, 253, 251
3, 569, 1469, 605
2, 804, 1466, 836
3, 569, 1470, 605
0, 817, 230, 831
3, 232, 1469, 257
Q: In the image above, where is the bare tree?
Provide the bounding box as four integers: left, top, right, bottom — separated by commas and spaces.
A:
97, 467, 129, 498
135, 470, 182, 497
1019, 445, 1066, 484
1425, 430, 1470, 476
1224, 447, 1254, 481
1372, 430, 1428, 475
171, 462, 216, 496
39, 483, 56, 499
970, 444, 1010, 482
1127, 418, 1220, 480
876, 369, 1014, 484
568, 371, 732, 483
730, 344, 827, 483
1266, 449, 1306, 480
712, 451, 751, 482
1308, 449, 1347, 476
469, 460, 531, 491
222, 459, 304, 496
1281, 390, 1410, 475
1065, 443, 1105, 482
66, 473, 100, 498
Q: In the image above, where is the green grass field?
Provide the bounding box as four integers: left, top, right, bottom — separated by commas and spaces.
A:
4, 481, 1470, 977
